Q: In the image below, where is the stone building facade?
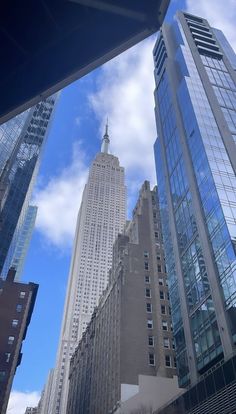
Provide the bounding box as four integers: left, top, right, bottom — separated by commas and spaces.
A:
67, 181, 180, 414
49, 127, 126, 414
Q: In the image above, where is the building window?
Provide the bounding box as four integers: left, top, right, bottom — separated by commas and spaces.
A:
159, 278, 164, 285
8, 336, 15, 345
169, 306, 171, 315
144, 262, 149, 270
5, 353, 11, 363
157, 255, 161, 261
16, 304, 22, 312
161, 305, 166, 314
144, 251, 149, 258
163, 338, 170, 348
158, 264, 162, 272
0, 371, 6, 382
145, 288, 151, 298
146, 303, 152, 313
19, 291, 26, 299
149, 353, 155, 366
160, 291, 164, 300
148, 336, 154, 346
147, 320, 153, 329
162, 321, 168, 331
155, 232, 159, 239
174, 357, 177, 367
165, 355, 171, 367
145, 275, 150, 283
12, 319, 19, 327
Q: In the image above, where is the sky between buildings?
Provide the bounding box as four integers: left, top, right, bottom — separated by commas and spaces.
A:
7, 0, 236, 412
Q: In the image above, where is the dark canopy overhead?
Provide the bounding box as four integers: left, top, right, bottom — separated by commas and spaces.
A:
0, 0, 169, 124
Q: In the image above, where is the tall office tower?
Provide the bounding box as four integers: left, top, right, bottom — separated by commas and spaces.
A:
0, 96, 57, 276
153, 11, 236, 413
67, 181, 181, 414
0, 269, 38, 414
2, 205, 37, 281
50, 127, 126, 414
37, 369, 54, 414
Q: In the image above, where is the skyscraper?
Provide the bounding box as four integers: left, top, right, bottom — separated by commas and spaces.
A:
0, 269, 38, 414
67, 181, 181, 414
0, 97, 57, 412
0, 96, 57, 277
49, 127, 126, 414
2, 205, 37, 281
37, 369, 54, 414
153, 10, 236, 412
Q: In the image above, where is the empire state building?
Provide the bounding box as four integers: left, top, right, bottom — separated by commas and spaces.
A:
49, 126, 126, 414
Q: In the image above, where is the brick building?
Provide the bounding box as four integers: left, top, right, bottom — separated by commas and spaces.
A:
0, 268, 38, 413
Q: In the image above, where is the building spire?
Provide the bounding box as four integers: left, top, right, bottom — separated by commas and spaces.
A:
101, 119, 110, 153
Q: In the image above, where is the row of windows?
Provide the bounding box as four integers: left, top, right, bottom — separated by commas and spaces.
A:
144, 259, 165, 272
145, 287, 170, 301
148, 334, 175, 350
144, 256, 166, 273
147, 319, 172, 331
145, 272, 165, 285
92, 163, 122, 172
148, 353, 176, 367
0, 289, 26, 299
146, 302, 171, 316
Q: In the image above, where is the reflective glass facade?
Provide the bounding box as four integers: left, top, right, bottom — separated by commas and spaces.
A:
2, 205, 37, 281
156, 354, 236, 414
0, 96, 57, 276
153, 12, 236, 387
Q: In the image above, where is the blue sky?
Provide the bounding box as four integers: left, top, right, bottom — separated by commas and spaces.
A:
7, 0, 236, 412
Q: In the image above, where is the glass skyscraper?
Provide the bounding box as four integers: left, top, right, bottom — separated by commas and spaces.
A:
153, 11, 236, 390
0, 96, 57, 277
2, 205, 38, 281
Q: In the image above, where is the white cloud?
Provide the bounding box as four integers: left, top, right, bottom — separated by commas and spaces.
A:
7, 390, 40, 414
89, 37, 157, 213
33, 142, 88, 249
32, 1, 236, 247
186, 0, 236, 50
33, 34, 160, 246
74, 116, 80, 126
35, 38, 159, 246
